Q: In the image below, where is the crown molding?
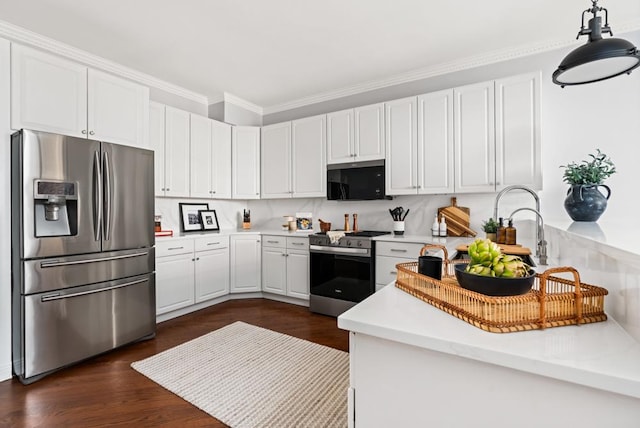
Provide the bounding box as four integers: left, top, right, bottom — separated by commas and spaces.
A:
0, 19, 209, 105
207, 93, 225, 105
263, 20, 640, 115
223, 92, 264, 115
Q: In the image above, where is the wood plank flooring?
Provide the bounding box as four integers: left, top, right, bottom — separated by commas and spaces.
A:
0, 299, 349, 427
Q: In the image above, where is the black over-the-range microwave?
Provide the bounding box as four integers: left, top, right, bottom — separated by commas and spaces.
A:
327, 160, 390, 200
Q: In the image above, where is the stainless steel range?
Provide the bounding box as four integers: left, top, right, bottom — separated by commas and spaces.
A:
309, 230, 389, 317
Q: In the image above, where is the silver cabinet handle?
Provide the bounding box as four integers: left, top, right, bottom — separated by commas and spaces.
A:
89, 130, 95, 135
267, 240, 280, 244
41, 278, 147, 302
390, 249, 408, 252
291, 242, 304, 246
168, 246, 184, 251
390, 271, 397, 275
206, 242, 221, 245
82, 130, 87, 135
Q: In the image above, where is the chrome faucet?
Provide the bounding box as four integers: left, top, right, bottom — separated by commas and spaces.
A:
493, 185, 543, 259
507, 207, 547, 265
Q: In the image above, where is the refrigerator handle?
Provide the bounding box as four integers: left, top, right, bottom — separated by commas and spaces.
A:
103, 151, 112, 241
93, 151, 102, 241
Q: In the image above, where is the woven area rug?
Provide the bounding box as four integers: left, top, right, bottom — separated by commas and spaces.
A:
131, 321, 348, 428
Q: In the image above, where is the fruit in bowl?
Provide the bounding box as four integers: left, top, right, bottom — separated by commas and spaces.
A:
456, 238, 535, 296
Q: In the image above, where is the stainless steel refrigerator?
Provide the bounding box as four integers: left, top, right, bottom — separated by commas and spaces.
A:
11, 129, 156, 384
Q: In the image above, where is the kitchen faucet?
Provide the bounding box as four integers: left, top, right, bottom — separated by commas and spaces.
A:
507, 207, 548, 266
493, 185, 544, 259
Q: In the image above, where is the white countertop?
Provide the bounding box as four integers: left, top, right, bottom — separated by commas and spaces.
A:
338, 283, 640, 399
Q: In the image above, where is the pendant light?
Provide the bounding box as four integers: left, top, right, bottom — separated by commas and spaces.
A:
552, 0, 640, 87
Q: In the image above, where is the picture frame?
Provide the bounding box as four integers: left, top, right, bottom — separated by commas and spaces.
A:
179, 203, 209, 232
198, 210, 220, 231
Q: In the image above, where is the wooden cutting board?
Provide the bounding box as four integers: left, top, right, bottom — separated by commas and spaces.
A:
437, 197, 477, 237
455, 243, 531, 256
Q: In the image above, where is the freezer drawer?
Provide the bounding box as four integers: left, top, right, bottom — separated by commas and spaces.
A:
22, 248, 155, 295
17, 273, 155, 383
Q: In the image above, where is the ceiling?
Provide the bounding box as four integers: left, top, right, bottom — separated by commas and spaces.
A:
1, 0, 639, 113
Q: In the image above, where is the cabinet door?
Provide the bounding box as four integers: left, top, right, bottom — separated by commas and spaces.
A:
156, 253, 195, 315
164, 106, 190, 197
326, 109, 354, 164
261, 122, 292, 199
87, 69, 149, 147
354, 103, 385, 161
190, 114, 213, 198
149, 102, 166, 197
454, 81, 495, 193
11, 44, 87, 138
262, 247, 287, 295
195, 248, 229, 302
286, 249, 309, 300
211, 119, 232, 199
495, 72, 542, 191
232, 126, 261, 199
292, 115, 326, 198
417, 89, 454, 194
230, 235, 261, 292
385, 97, 418, 196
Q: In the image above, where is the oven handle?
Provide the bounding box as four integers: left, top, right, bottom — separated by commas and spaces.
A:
309, 245, 370, 256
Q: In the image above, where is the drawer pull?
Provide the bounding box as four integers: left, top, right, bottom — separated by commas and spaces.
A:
291, 242, 304, 246
207, 242, 221, 246
168, 246, 184, 251
390, 271, 397, 275
267, 240, 280, 244
390, 249, 407, 252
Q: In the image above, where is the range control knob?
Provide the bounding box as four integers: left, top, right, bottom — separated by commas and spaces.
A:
357, 241, 363, 247
346, 240, 352, 247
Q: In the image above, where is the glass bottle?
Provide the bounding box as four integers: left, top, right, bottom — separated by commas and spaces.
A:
505, 219, 517, 245
497, 217, 506, 244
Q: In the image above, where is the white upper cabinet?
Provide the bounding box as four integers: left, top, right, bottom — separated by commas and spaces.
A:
354, 103, 385, 161
190, 113, 213, 199
291, 114, 326, 198
495, 72, 542, 191
11, 44, 149, 148
327, 109, 354, 164
211, 119, 232, 199
164, 106, 190, 197
87, 69, 148, 147
385, 96, 418, 195
454, 80, 496, 193
261, 122, 292, 198
149, 102, 167, 197
232, 126, 261, 199
261, 115, 326, 199
417, 89, 454, 194
327, 103, 384, 164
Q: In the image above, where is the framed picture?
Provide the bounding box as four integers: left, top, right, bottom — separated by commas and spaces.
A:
179, 203, 209, 232
198, 210, 220, 231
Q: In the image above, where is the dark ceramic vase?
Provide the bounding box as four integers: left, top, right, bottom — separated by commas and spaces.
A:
564, 184, 611, 222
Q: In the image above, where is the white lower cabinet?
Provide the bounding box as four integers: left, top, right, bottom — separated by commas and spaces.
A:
155, 236, 229, 315
156, 239, 195, 315
262, 235, 309, 300
194, 236, 230, 302
375, 241, 434, 292
230, 234, 262, 292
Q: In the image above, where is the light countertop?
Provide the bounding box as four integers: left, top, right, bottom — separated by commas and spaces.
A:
338, 283, 640, 399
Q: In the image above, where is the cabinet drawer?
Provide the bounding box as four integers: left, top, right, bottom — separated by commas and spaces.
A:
376, 241, 426, 258
376, 255, 412, 286
195, 235, 229, 252
286, 236, 309, 251
262, 235, 286, 249
156, 239, 194, 257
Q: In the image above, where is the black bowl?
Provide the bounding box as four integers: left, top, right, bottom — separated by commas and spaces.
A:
454, 264, 536, 296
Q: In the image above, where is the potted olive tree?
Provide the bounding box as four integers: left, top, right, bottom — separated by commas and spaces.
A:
560, 149, 616, 222
481, 218, 498, 242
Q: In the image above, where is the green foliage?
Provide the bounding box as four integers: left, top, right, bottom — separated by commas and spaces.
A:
481, 218, 498, 233
560, 149, 616, 185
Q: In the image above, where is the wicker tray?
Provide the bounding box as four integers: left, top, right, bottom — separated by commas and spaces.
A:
395, 245, 608, 333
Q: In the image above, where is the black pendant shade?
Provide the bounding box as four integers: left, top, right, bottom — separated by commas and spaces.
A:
553, 1, 640, 87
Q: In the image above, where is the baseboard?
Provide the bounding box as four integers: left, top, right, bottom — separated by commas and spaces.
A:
0, 360, 13, 382
156, 292, 310, 324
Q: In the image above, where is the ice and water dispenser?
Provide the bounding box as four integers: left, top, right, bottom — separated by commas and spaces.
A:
33, 180, 78, 237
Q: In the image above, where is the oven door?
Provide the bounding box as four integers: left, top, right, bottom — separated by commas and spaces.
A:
310, 248, 374, 303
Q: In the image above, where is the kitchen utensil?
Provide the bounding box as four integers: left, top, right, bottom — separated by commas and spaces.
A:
319, 219, 331, 233
437, 197, 476, 237
401, 209, 410, 221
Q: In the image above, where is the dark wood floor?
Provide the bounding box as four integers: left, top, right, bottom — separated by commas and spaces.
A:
0, 299, 349, 427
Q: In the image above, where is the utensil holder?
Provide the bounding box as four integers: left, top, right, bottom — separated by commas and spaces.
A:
393, 221, 405, 235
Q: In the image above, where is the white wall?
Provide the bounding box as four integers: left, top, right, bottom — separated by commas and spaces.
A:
0, 38, 11, 381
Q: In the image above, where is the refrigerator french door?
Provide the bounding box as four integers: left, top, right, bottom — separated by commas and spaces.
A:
11, 130, 156, 384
